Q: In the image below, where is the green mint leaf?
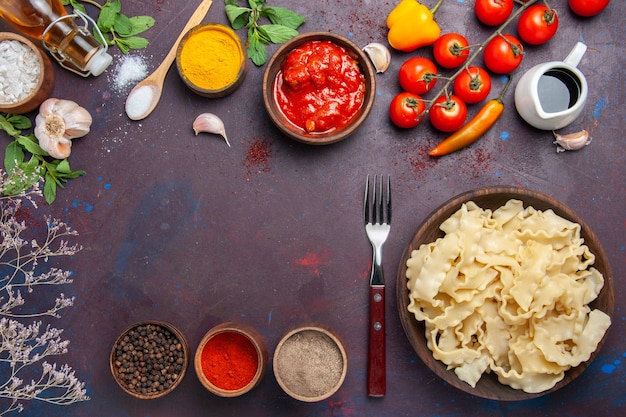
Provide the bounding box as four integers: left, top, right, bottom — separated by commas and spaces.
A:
247, 33, 267, 66
109, 0, 123, 15
56, 159, 72, 174
248, 0, 266, 11
7, 114, 32, 130
225, 5, 251, 30
116, 36, 150, 53
115, 40, 130, 54
113, 13, 134, 36
17, 135, 47, 156
257, 24, 298, 44
44, 173, 57, 205
52, 157, 85, 180
126, 16, 155, 36
262, 6, 305, 30
4, 141, 25, 172
0, 114, 23, 137
67, 0, 86, 14
59, 169, 86, 180
98, 1, 121, 32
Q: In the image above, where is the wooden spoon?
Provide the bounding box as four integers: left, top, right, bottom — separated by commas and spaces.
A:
125, 0, 213, 120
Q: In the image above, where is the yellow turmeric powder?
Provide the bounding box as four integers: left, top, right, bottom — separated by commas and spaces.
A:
179, 26, 243, 91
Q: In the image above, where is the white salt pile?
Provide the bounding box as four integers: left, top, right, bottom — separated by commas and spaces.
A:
110, 54, 148, 93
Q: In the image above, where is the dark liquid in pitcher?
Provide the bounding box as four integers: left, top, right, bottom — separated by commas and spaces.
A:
536, 68, 581, 113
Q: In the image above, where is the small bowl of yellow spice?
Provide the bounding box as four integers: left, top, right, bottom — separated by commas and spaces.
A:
176, 23, 247, 98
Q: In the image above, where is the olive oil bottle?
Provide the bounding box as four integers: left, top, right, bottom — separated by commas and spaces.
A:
0, 0, 112, 76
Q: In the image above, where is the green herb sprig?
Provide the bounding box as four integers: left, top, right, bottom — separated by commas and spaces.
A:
0, 114, 85, 205
62, 0, 155, 54
225, 0, 306, 66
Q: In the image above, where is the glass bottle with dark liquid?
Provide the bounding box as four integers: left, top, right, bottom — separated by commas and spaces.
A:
0, 0, 112, 76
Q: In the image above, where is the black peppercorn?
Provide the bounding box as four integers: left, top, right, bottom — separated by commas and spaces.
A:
112, 323, 187, 397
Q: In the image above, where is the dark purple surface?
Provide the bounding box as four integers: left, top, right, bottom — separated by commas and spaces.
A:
2, 1, 624, 416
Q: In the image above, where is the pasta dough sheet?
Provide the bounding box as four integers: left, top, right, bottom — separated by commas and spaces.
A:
405, 199, 611, 393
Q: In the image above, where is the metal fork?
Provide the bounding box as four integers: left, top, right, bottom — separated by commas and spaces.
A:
364, 175, 391, 397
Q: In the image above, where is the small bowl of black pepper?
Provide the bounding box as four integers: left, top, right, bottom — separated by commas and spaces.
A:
110, 321, 190, 399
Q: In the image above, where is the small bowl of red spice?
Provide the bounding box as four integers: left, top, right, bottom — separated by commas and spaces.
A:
273, 324, 348, 402
262, 32, 376, 145
110, 321, 190, 399
194, 322, 268, 397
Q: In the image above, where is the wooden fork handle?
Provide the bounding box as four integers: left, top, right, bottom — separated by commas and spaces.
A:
368, 285, 386, 397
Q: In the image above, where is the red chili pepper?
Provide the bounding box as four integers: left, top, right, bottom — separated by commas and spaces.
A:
429, 75, 512, 157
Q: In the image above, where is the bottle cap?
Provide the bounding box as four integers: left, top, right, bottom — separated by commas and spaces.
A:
86, 49, 113, 76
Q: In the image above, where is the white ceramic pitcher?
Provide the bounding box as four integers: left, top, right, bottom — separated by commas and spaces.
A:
514, 42, 588, 130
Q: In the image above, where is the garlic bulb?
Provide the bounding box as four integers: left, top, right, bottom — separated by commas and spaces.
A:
363, 43, 391, 73
193, 113, 230, 147
34, 98, 92, 159
553, 130, 591, 153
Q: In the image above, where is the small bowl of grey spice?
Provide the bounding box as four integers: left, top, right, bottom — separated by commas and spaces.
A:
273, 324, 348, 402
0, 32, 55, 114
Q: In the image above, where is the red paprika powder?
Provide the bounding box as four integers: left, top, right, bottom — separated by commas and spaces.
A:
201, 331, 258, 391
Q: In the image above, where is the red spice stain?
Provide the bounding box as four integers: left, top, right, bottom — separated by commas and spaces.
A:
408, 141, 437, 177
469, 148, 492, 178
328, 398, 356, 416
293, 251, 328, 275
244, 138, 272, 175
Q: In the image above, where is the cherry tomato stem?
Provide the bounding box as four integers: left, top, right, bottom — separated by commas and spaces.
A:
423, 0, 540, 116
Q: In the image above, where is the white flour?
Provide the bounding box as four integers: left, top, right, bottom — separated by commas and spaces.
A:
0, 40, 41, 105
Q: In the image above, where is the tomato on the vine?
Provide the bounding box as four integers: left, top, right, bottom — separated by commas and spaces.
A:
568, 0, 610, 17
483, 34, 524, 74
453, 66, 492, 104
433, 33, 470, 69
474, 0, 514, 26
429, 95, 467, 132
518, 5, 559, 45
398, 57, 438, 95
389, 92, 426, 129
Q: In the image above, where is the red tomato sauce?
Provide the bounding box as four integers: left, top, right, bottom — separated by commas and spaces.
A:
273, 40, 366, 135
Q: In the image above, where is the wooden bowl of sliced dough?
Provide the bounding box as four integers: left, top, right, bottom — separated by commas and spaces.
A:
396, 186, 614, 401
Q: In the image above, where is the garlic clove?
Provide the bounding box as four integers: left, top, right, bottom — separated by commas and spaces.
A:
363, 43, 391, 74
553, 130, 592, 153
62, 105, 92, 139
34, 98, 92, 159
36, 132, 72, 159
193, 113, 230, 147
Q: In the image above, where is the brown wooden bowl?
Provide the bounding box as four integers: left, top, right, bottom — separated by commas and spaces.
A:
273, 324, 348, 402
0, 32, 55, 114
396, 186, 614, 401
194, 322, 268, 397
262, 32, 376, 145
175, 24, 247, 98
110, 321, 190, 399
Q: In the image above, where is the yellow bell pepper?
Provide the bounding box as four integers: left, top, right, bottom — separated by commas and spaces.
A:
387, 0, 444, 52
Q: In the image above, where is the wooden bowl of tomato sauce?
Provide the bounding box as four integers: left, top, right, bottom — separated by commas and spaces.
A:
262, 32, 376, 145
